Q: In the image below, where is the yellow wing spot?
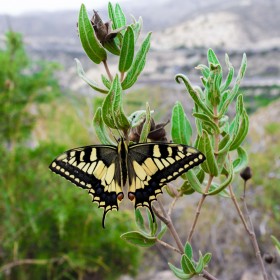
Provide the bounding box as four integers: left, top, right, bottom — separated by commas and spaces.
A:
90, 148, 97, 161
133, 161, 147, 180
68, 157, 76, 164
175, 156, 181, 161
72, 161, 77, 167
70, 151, 76, 157
56, 165, 61, 170
87, 162, 96, 174
60, 168, 65, 173
189, 161, 194, 165
198, 154, 204, 160
154, 158, 164, 170
143, 201, 149, 207
160, 178, 167, 182
179, 168, 184, 173
187, 147, 197, 154
143, 158, 158, 175
178, 152, 185, 158
75, 177, 80, 183
82, 163, 89, 172
94, 161, 106, 179
167, 157, 175, 164
155, 189, 162, 194
65, 171, 69, 176
99, 201, 106, 206
105, 164, 115, 184
167, 175, 173, 180
184, 164, 189, 169
80, 151, 85, 161
93, 197, 100, 201
78, 162, 86, 169
187, 153, 191, 156
80, 181, 85, 186
52, 162, 57, 168
167, 147, 173, 156
87, 184, 93, 189
153, 145, 161, 157
194, 158, 199, 162
149, 195, 156, 200
173, 171, 178, 176
161, 158, 170, 167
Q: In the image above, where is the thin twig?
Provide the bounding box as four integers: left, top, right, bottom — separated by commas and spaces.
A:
103, 60, 113, 81
156, 238, 181, 254
241, 182, 268, 280
187, 175, 213, 242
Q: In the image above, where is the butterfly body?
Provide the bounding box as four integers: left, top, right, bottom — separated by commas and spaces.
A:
49, 139, 205, 227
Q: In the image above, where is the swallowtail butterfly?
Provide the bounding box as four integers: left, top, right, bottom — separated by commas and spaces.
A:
49, 139, 205, 227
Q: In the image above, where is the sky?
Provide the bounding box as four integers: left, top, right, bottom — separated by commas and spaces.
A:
1, 0, 130, 15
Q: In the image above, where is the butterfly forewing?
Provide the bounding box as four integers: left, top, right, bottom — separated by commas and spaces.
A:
49, 145, 123, 226
127, 143, 206, 211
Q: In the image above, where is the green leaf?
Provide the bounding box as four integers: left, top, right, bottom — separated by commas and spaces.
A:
108, 2, 116, 29
121, 231, 156, 247
135, 209, 146, 233
175, 74, 214, 118
78, 4, 107, 64
157, 223, 167, 240
200, 130, 219, 176
168, 263, 193, 279
207, 164, 233, 195
233, 146, 248, 173
101, 74, 112, 89
139, 103, 151, 143
180, 180, 195, 195
181, 255, 191, 274
193, 112, 219, 134
171, 101, 192, 145
185, 170, 203, 194
102, 75, 130, 129
146, 208, 157, 236
182, 255, 196, 274
115, 3, 126, 28
196, 64, 210, 78
119, 26, 135, 72
230, 110, 249, 151
207, 64, 222, 106
131, 16, 142, 42
184, 242, 193, 259
122, 32, 152, 90
195, 256, 204, 274
207, 48, 220, 65
220, 54, 234, 92
103, 39, 120, 56
75, 59, 108, 94
203, 253, 212, 266
93, 107, 115, 145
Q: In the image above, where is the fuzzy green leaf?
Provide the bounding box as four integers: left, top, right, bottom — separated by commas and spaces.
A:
196, 64, 210, 78
146, 208, 157, 236
78, 4, 107, 64
180, 180, 195, 195
157, 223, 167, 240
193, 112, 219, 134
119, 26, 135, 72
121, 231, 156, 247
195, 256, 204, 274
101, 74, 112, 89
93, 107, 115, 145
175, 74, 214, 118
115, 3, 126, 28
171, 101, 192, 145
185, 170, 203, 194
203, 253, 212, 266
135, 209, 146, 233
75, 59, 108, 94
220, 54, 234, 92
207, 48, 220, 65
181, 255, 191, 274
233, 146, 248, 173
103, 39, 120, 56
200, 130, 219, 176
182, 255, 196, 274
271, 235, 280, 255
168, 263, 193, 279
122, 32, 151, 90
184, 242, 193, 259
139, 103, 151, 143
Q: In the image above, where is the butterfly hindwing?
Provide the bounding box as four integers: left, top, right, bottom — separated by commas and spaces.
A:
49, 145, 123, 227
127, 143, 206, 211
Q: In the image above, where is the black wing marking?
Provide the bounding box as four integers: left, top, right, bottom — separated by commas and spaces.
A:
49, 145, 123, 227
127, 143, 205, 214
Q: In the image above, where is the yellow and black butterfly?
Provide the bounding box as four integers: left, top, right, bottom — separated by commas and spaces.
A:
49, 138, 205, 227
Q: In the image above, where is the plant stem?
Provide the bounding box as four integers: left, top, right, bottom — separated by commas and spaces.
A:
103, 60, 113, 81
187, 175, 213, 242
229, 184, 268, 280
156, 238, 181, 254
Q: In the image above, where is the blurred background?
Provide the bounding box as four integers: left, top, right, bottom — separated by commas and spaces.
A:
0, 0, 279, 279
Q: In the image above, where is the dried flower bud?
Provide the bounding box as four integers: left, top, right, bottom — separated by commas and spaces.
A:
240, 166, 252, 182
263, 253, 276, 264
91, 10, 125, 44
